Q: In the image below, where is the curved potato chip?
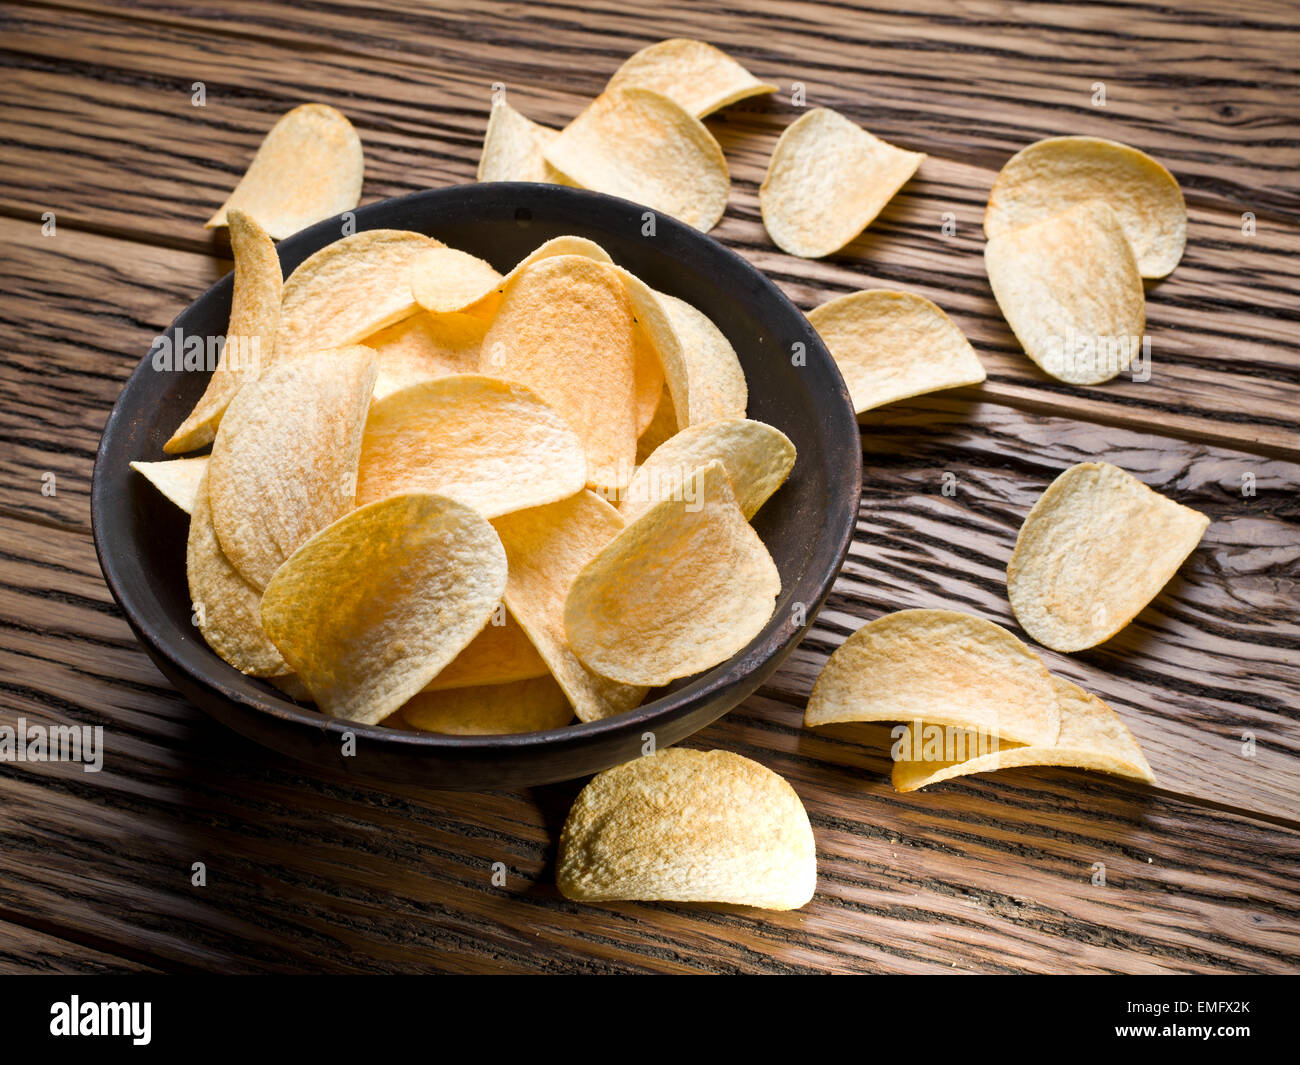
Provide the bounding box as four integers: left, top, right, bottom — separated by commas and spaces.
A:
167, 209, 280, 453
805, 609, 1060, 747
354, 374, 587, 517
565, 461, 780, 686
984, 199, 1145, 385
477, 98, 568, 183
656, 293, 748, 425
620, 418, 794, 524
543, 88, 729, 232
186, 470, 287, 677
892, 675, 1155, 791
606, 38, 777, 118
208, 346, 377, 589
261, 492, 508, 724
807, 289, 986, 414
985, 136, 1187, 279
409, 246, 503, 314
402, 675, 573, 735
425, 608, 548, 691
557, 748, 816, 910
480, 255, 637, 492
636, 385, 678, 463
1008, 462, 1209, 652
760, 108, 925, 258
492, 491, 647, 722
363, 311, 486, 400
277, 230, 444, 359
206, 103, 363, 240
131, 456, 208, 514
632, 323, 666, 436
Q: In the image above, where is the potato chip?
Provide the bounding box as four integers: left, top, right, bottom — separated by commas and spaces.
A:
632, 322, 666, 436
620, 418, 794, 524
543, 87, 729, 232
277, 230, 444, 360
130, 456, 208, 515
260, 492, 508, 724
806, 290, 986, 414
565, 461, 780, 686
610, 268, 691, 435
425, 608, 548, 691
480, 255, 637, 492
208, 346, 377, 589
206, 103, 363, 240
892, 675, 1155, 791
984, 199, 1145, 385
985, 136, 1187, 279
186, 470, 287, 677
269, 672, 313, 702
167, 209, 280, 453
656, 292, 748, 425
1007, 462, 1209, 652
408, 246, 502, 314
492, 491, 647, 722
354, 374, 587, 517
402, 675, 573, 735
557, 748, 816, 910
636, 385, 678, 463
605, 38, 777, 119
805, 609, 1060, 747
760, 108, 924, 258
477, 98, 567, 183
362, 311, 486, 400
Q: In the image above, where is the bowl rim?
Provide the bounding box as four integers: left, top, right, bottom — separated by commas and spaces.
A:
92, 182, 861, 755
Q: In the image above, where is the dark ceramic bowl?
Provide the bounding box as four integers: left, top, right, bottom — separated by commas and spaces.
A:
92, 183, 860, 787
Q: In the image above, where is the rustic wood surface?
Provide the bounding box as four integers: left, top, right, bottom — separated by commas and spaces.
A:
0, 0, 1297, 973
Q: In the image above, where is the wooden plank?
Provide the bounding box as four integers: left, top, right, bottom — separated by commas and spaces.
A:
0, 916, 158, 973
0, 512, 1296, 973
0, 5, 1297, 456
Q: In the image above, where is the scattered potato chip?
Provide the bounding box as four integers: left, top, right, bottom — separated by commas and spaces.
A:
492, 491, 647, 722
402, 675, 573, 735
206, 103, 363, 240
985, 136, 1187, 279
477, 98, 568, 183
408, 246, 502, 314
892, 675, 1155, 791
167, 210, 281, 453
805, 609, 1060, 747
261, 492, 508, 724
807, 289, 986, 414
760, 108, 924, 258
565, 461, 780, 686
362, 311, 486, 399
656, 292, 747, 425
543, 87, 730, 232
131, 456, 209, 515
208, 346, 377, 589
277, 230, 444, 359
620, 418, 794, 524
557, 748, 816, 910
480, 255, 638, 492
1007, 462, 1209, 652
425, 609, 548, 691
186, 470, 287, 677
605, 38, 777, 118
354, 374, 588, 517
984, 199, 1145, 385
636, 385, 678, 463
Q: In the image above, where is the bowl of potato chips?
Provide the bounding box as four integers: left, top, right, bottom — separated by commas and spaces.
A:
93, 182, 860, 786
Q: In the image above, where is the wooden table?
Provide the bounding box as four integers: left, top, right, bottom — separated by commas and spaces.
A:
2, 0, 1297, 975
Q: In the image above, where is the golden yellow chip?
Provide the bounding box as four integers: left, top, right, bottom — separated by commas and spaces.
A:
610, 267, 691, 435
636, 385, 678, 463
402, 675, 573, 735
186, 470, 287, 677
277, 230, 444, 359
1008, 462, 1209, 652
985, 136, 1187, 279
477, 98, 568, 183
492, 491, 647, 722
620, 418, 794, 524
760, 108, 924, 258
354, 374, 588, 517
807, 290, 986, 414
565, 461, 780, 686
543, 87, 730, 232
408, 246, 503, 314
632, 322, 666, 436
208, 346, 377, 589
557, 748, 816, 910
984, 199, 1145, 385
362, 311, 486, 400
605, 38, 777, 118
167, 209, 280, 453
480, 255, 638, 492
805, 609, 1060, 747
656, 292, 748, 425
205, 103, 363, 240
130, 456, 208, 515
425, 608, 548, 691
892, 675, 1155, 791
260, 492, 508, 725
